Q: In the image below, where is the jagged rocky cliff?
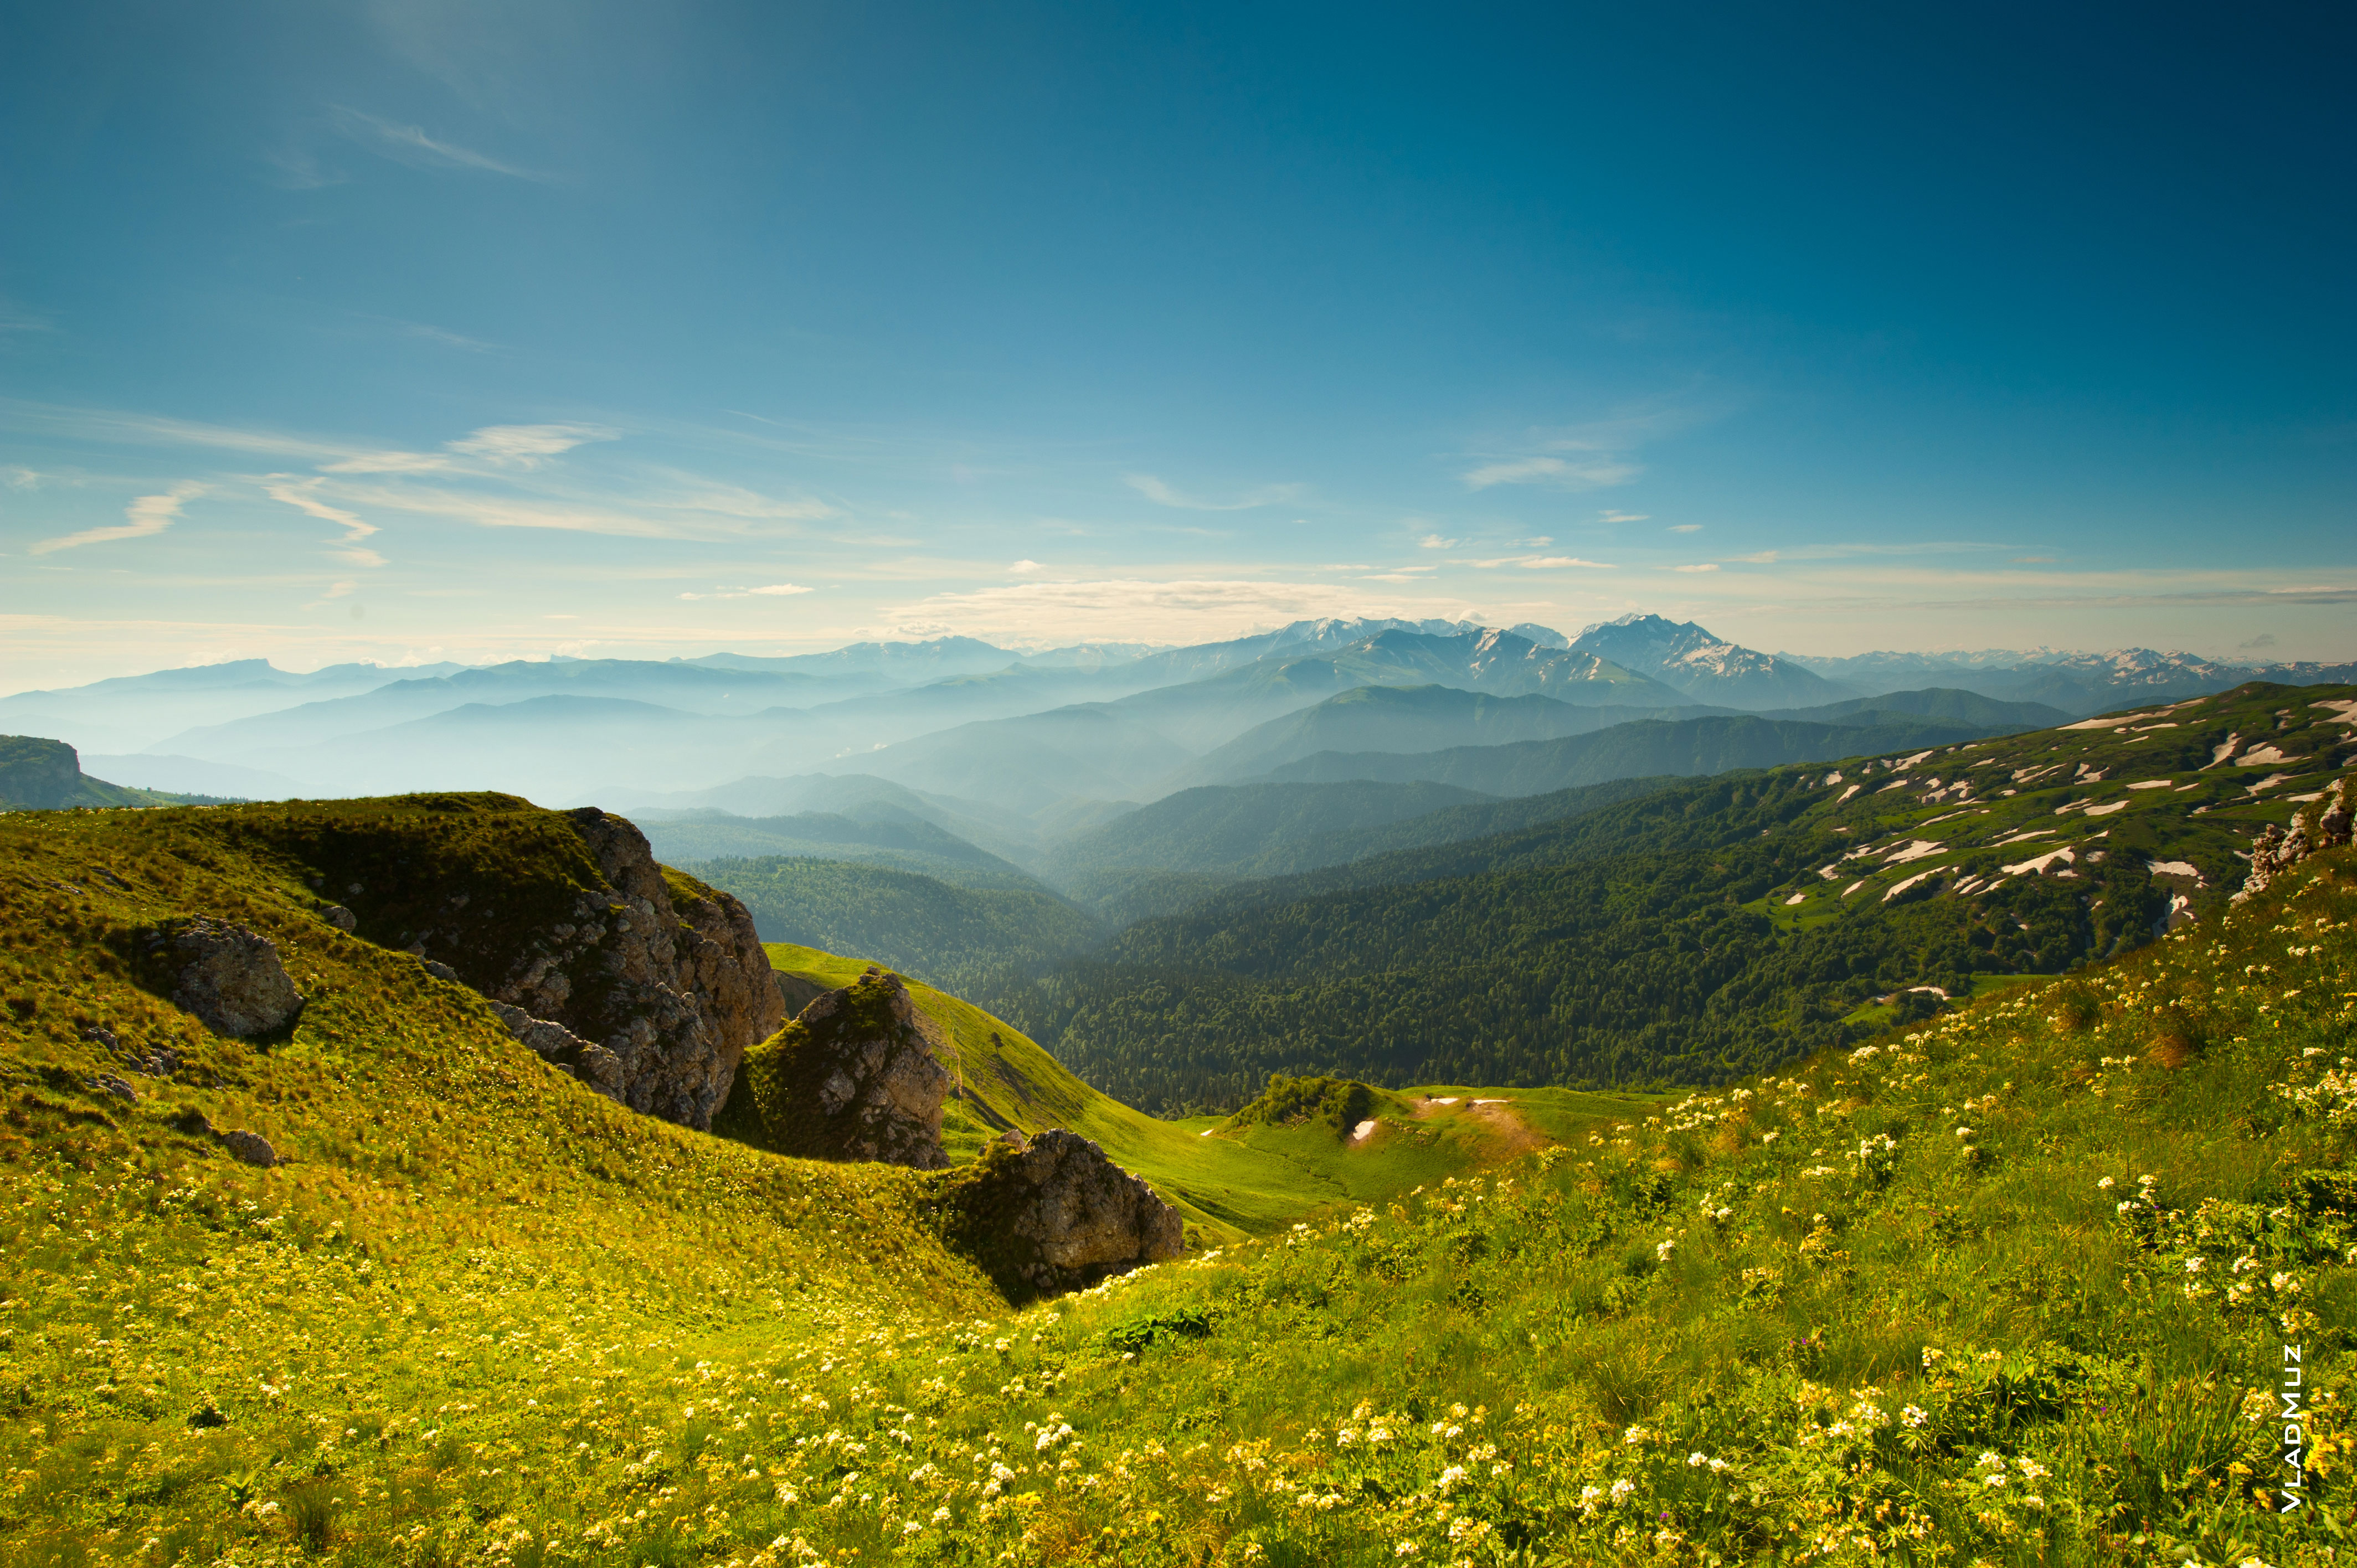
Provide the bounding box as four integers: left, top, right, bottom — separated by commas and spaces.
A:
267, 796, 783, 1130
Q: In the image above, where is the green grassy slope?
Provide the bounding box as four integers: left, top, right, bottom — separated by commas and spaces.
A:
980, 682, 2356, 1108
7, 798, 2351, 1563
689, 858, 1099, 994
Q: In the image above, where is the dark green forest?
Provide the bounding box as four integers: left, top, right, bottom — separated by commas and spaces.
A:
972, 760, 2188, 1113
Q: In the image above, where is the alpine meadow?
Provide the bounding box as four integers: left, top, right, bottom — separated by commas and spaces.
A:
6, 6, 2356, 1566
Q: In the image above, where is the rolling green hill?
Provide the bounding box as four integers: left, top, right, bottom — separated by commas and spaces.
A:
1260, 711, 2019, 793
981, 682, 2356, 1111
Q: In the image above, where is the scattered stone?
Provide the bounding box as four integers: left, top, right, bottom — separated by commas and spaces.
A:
88, 1074, 139, 1103
316, 903, 357, 931
164, 919, 304, 1036
217, 1129, 279, 1167
934, 1128, 1185, 1298
721, 969, 951, 1168
422, 960, 457, 982
81, 1024, 119, 1051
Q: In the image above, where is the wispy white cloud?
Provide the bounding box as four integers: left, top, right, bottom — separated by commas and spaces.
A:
1667, 523, 1702, 534
1468, 554, 1615, 570
677, 583, 815, 601
1462, 455, 1639, 491
1599, 510, 1650, 523
447, 423, 616, 465
403, 322, 496, 353
330, 107, 550, 180
261, 146, 346, 190
1009, 559, 1042, 574
0, 297, 56, 335
29, 482, 206, 554
1672, 563, 1720, 573
1124, 473, 1305, 511
1418, 533, 1458, 549
264, 477, 384, 568
327, 422, 622, 476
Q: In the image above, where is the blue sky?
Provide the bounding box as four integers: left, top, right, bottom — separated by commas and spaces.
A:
4, 0, 2353, 689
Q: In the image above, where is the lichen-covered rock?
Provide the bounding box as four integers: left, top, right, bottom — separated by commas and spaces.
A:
717, 968, 952, 1168
164, 919, 304, 1037
934, 1129, 1185, 1299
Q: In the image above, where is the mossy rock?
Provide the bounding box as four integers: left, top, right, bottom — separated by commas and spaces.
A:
716, 968, 951, 1168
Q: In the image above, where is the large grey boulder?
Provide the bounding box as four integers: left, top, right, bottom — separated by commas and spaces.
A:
164, 919, 303, 1037
939, 1128, 1185, 1298
721, 968, 952, 1168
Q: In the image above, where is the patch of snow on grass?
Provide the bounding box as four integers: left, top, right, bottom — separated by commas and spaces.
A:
2126, 780, 2174, 790
1784, 893, 1806, 905
1993, 828, 2054, 846
1350, 1119, 1378, 1144
2245, 772, 2292, 795
1883, 871, 1936, 902
1883, 839, 1944, 864
2201, 734, 2241, 768
2147, 860, 2201, 879
1837, 784, 1861, 803
2003, 845, 2077, 876
2236, 745, 2289, 767
2084, 801, 2129, 817
1841, 880, 1866, 897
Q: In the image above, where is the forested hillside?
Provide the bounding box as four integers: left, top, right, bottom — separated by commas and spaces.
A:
985, 682, 2356, 1111
1262, 711, 2019, 793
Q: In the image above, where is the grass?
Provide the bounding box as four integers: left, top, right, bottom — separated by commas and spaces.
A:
5, 795, 2354, 1565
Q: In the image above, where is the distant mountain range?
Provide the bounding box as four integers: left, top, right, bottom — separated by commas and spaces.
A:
1571, 613, 1859, 709
3, 616, 2347, 840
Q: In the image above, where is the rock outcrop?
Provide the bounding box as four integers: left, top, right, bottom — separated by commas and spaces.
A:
345, 804, 784, 1129
2235, 780, 2350, 905
934, 1129, 1186, 1298
487, 999, 627, 1100
719, 968, 953, 1168
157, 919, 305, 1037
